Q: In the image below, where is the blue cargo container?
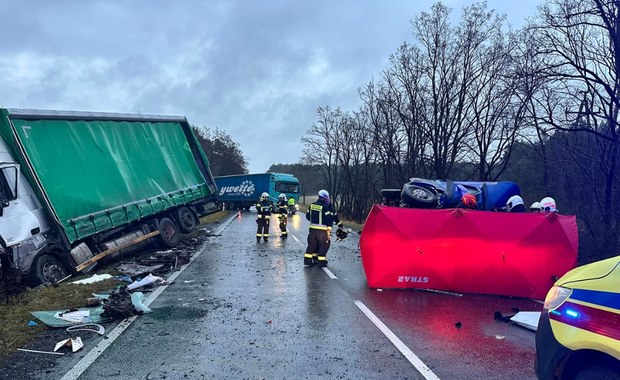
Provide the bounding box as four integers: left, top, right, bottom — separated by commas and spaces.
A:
214, 173, 300, 210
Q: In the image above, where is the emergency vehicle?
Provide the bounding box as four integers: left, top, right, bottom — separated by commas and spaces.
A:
535, 255, 620, 379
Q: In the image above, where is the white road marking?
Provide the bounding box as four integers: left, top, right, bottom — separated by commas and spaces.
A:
354, 300, 441, 380
290, 233, 304, 247
59, 213, 238, 380
322, 267, 337, 279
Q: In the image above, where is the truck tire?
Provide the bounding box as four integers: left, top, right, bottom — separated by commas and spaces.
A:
30, 254, 68, 285
175, 206, 197, 234
401, 184, 437, 208
158, 217, 180, 248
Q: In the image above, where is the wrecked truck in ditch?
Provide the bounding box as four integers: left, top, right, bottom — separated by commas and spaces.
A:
0, 108, 218, 285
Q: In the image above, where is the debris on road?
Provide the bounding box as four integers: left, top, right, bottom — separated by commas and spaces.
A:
127, 273, 164, 290
70, 274, 113, 285
117, 263, 165, 277
66, 323, 106, 336
30, 307, 112, 328
54, 337, 84, 353
16, 348, 64, 356
509, 311, 540, 331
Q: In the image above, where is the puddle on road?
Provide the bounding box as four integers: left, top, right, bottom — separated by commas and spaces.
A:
148, 306, 209, 321
147, 298, 233, 321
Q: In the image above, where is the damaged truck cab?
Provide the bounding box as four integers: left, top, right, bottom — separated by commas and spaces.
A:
0, 108, 218, 285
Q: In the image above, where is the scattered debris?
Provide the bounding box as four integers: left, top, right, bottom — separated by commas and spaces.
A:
55, 310, 91, 324
117, 263, 165, 277
495, 335, 506, 340
66, 323, 106, 336
509, 311, 540, 331
31, 307, 111, 328
101, 287, 138, 319
27, 321, 38, 327
455, 321, 462, 329
17, 348, 64, 356
131, 292, 152, 314
494, 310, 540, 331
70, 273, 113, 285
114, 275, 133, 283
54, 337, 84, 353
86, 297, 102, 307
127, 273, 164, 290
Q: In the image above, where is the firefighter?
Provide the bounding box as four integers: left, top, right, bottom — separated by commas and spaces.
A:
287, 195, 296, 214
255, 192, 273, 242
304, 189, 343, 267
276, 193, 288, 238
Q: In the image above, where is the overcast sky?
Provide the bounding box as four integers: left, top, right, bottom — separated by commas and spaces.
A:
0, 0, 541, 173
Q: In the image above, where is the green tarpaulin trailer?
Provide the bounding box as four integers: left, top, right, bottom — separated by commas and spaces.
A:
0, 108, 218, 284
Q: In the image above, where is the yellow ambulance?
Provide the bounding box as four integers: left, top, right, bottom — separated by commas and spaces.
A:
535, 255, 620, 379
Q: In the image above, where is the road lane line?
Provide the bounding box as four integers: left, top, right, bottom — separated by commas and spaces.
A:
290, 233, 304, 247
354, 300, 440, 380
60, 212, 238, 380
322, 267, 337, 279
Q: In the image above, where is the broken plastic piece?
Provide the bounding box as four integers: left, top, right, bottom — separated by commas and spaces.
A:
27, 320, 38, 327
70, 273, 112, 285
130, 292, 152, 314
66, 323, 105, 336
127, 273, 163, 290
509, 311, 540, 331
55, 310, 91, 324
17, 348, 64, 356
54, 337, 84, 353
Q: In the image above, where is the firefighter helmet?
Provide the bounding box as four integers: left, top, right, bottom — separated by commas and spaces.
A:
261, 192, 269, 201
278, 193, 286, 201
540, 197, 557, 212
529, 201, 541, 212
506, 195, 524, 212
318, 189, 329, 200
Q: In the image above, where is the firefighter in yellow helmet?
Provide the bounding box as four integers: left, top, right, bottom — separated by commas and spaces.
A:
304, 189, 343, 267
255, 192, 274, 242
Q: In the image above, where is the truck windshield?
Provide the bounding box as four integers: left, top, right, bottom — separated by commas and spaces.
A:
0, 167, 17, 201
276, 182, 299, 194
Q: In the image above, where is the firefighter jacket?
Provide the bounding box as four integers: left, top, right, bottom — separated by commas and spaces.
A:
256, 199, 274, 219
305, 198, 342, 230
276, 199, 288, 214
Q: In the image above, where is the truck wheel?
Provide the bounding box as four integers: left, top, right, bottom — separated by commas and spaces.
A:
175, 206, 197, 234
31, 255, 68, 285
401, 184, 437, 208
158, 217, 180, 248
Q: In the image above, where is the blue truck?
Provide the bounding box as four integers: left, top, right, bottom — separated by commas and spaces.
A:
214, 173, 301, 210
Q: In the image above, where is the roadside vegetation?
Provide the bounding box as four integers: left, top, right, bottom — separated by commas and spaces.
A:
271, 0, 620, 265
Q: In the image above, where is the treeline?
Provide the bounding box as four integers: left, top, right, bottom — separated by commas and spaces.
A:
299, 1, 620, 265
192, 126, 249, 176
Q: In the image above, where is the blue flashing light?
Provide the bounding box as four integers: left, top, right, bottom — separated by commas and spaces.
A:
565, 309, 580, 319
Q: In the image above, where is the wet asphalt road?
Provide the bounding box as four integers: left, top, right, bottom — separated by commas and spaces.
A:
51, 209, 542, 380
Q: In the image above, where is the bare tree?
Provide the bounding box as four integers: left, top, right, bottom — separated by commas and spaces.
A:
526, 0, 620, 261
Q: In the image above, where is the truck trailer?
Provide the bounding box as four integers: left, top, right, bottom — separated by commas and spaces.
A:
0, 108, 218, 285
214, 173, 300, 210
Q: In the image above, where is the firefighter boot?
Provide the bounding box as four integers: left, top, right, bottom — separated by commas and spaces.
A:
304, 253, 314, 266
317, 256, 328, 267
